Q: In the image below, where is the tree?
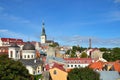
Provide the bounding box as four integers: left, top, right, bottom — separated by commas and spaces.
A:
81, 52, 88, 58
103, 47, 120, 61
99, 47, 108, 52
0, 54, 32, 80
49, 42, 59, 47
65, 49, 71, 54
68, 67, 100, 80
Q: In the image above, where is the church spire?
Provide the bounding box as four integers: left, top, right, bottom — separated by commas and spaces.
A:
41, 20, 47, 44
41, 21, 46, 36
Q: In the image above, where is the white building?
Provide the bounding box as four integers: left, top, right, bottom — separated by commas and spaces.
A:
86, 48, 103, 59
64, 58, 93, 69
8, 42, 43, 75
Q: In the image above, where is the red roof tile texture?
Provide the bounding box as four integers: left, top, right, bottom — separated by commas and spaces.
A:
45, 62, 65, 71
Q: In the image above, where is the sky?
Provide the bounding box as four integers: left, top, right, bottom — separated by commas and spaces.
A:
0, 0, 120, 48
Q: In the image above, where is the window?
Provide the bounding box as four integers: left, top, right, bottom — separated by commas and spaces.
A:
28, 55, 30, 58
15, 51, 18, 58
33, 71, 35, 74
71, 65, 73, 67
31, 55, 33, 58
53, 70, 57, 75
75, 65, 77, 67
10, 51, 13, 58
24, 55, 26, 58
78, 65, 80, 67
67, 65, 69, 67
38, 70, 40, 73
15, 53, 17, 58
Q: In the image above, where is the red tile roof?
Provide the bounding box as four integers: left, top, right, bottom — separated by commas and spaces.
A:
64, 58, 93, 64
0, 38, 24, 45
45, 62, 65, 71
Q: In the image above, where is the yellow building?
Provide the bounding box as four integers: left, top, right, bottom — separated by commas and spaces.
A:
49, 67, 68, 80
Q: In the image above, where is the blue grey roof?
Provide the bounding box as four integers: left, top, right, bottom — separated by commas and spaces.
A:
39, 50, 46, 55
46, 56, 65, 63
19, 59, 43, 68
99, 71, 120, 80
23, 41, 35, 50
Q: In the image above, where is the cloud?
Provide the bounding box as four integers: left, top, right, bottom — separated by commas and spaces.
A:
56, 35, 120, 47
0, 29, 39, 41
106, 11, 120, 21
0, 6, 4, 13
80, 11, 120, 25
114, 0, 120, 3
0, 6, 4, 11
0, 6, 31, 24
0, 29, 28, 40
0, 13, 31, 24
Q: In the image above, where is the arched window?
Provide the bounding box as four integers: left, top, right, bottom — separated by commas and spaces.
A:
28, 55, 30, 58
67, 65, 69, 67
31, 55, 33, 58
10, 51, 13, 58
24, 55, 26, 58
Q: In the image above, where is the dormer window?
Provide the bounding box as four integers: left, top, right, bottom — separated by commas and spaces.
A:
53, 70, 57, 75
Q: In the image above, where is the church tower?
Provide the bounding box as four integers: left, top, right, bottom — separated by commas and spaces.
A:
41, 22, 46, 44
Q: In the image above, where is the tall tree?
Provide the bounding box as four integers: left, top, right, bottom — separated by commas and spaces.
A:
0, 54, 32, 80
68, 67, 100, 80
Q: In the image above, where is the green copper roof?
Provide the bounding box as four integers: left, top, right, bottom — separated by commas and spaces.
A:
41, 22, 46, 36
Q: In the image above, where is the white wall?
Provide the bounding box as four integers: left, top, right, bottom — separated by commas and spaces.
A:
26, 66, 34, 75
8, 47, 20, 59
41, 36, 46, 44
26, 65, 43, 75
22, 50, 36, 59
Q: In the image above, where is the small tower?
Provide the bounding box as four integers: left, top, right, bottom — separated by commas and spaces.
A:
41, 22, 46, 44
8, 43, 20, 60
89, 38, 92, 49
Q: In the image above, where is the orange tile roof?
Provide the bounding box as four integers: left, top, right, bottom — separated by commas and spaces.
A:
89, 61, 104, 70
113, 62, 120, 72
89, 60, 120, 72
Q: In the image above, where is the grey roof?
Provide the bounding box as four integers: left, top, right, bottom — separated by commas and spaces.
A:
46, 56, 65, 64
99, 71, 120, 80
23, 41, 35, 50
19, 59, 43, 68
39, 50, 46, 54
10, 43, 20, 48
46, 40, 54, 43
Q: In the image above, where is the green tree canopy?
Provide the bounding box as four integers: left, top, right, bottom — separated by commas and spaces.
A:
0, 54, 32, 80
49, 42, 59, 47
68, 67, 100, 80
81, 52, 88, 58
99, 47, 108, 52
103, 47, 120, 61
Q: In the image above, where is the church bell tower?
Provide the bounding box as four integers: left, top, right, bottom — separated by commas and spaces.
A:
41, 22, 46, 44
